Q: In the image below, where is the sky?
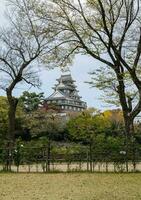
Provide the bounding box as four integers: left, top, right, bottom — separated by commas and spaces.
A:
0, 0, 115, 111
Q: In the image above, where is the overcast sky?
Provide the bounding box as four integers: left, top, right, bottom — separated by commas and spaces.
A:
0, 0, 115, 111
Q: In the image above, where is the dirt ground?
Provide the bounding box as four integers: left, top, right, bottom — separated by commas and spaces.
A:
0, 173, 141, 200
0, 162, 140, 172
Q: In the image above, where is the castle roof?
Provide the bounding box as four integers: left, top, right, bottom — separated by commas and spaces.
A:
47, 90, 66, 99
57, 74, 76, 83
45, 73, 87, 112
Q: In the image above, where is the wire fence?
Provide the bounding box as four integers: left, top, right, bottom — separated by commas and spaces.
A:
0, 145, 141, 173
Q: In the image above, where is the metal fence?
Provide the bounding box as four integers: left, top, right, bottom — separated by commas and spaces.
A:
0, 145, 141, 173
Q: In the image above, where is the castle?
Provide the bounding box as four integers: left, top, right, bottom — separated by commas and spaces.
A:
45, 74, 87, 114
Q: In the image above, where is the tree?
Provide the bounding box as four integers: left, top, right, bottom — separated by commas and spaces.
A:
67, 109, 111, 143
19, 91, 45, 113
24, 109, 66, 171
0, 96, 31, 143
89, 64, 135, 104
0, 0, 59, 143
25, 109, 66, 140
67, 110, 109, 171
102, 109, 124, 136
0, 96, 9, 144
38, 0, 141, 141
92, 133, 126, 172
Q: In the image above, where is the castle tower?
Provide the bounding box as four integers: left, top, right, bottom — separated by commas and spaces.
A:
45, 73, 87, 113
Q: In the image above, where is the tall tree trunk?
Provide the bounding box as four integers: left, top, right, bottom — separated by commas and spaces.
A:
124, 117, 134, 138
6, 90, 18, 171
124, 116, 135, 172
6, 93, 18, 142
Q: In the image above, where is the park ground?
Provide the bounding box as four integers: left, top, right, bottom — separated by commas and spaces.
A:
0, 173, 141, 200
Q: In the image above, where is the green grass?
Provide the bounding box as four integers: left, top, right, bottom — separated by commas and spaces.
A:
0, 173, 141, 200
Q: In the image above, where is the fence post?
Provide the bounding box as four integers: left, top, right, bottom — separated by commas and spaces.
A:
5, 142, 13, 172
89, 143, 93, 172
46, 141, 51, 172
87, 151, 89, 171
79, 155, 82, 171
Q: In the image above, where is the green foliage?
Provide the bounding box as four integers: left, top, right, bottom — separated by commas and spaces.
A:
19, 91, 45, 113
67, 110, 110, 143
93, 134, 125, 162
0, 96, 8, 143
88, 66, 138, 107
23, 109, 66, 141
102, 109, 124, 136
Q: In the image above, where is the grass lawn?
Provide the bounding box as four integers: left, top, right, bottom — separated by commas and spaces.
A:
0, 173, 141, 200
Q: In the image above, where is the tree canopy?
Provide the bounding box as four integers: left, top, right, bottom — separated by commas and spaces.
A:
35, 0, 141, 137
